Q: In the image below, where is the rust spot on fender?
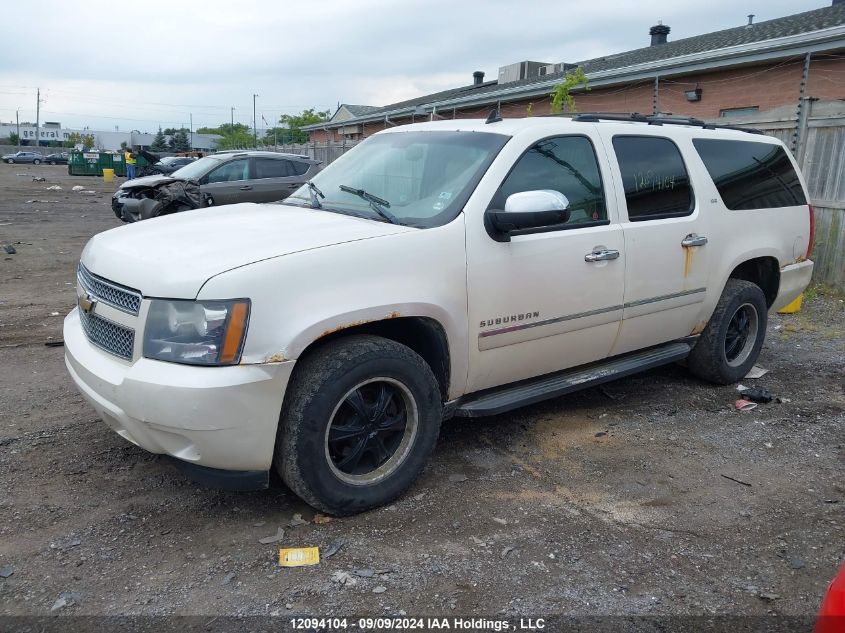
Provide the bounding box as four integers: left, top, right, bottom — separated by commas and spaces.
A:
264, 352, 286, 363
318, 312, 402, 339
319, 319, 370, 338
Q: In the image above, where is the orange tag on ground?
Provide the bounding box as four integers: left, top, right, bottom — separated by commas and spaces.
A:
279, 547, 320, 567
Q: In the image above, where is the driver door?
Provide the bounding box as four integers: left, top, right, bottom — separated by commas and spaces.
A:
465, 134, 626, 392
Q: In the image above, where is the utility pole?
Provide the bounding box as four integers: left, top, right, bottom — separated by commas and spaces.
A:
35, 87, 41, 150
190, 113, 193, 151
253, 94, 258, 148
15, 109, 20, 149
230, 106, 234, 129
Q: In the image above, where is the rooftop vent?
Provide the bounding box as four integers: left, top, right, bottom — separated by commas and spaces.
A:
473, 71, 485, 86
497, 61, 552, 84
649, 22, 670, 46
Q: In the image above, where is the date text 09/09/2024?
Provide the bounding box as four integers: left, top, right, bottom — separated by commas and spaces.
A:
288, 617, 546, 630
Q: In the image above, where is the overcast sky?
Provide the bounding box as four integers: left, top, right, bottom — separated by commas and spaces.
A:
0, 0, 828, 133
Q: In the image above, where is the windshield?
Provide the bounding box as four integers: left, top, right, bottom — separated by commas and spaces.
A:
282, 131, 509, 228
171, 155, 223, 180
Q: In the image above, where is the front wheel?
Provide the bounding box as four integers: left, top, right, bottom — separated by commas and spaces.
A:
688, 279, 768, 384
49, 160, 56, 165
33, 159, 40, 165
6, 159, 13, 164
275, 335, 442, 515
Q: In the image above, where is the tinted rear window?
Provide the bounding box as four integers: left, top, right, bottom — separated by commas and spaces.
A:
612, 136, 694, 221
692, 139, 807, 210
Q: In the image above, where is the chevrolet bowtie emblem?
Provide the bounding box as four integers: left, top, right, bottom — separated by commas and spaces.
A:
79, 293, 97, 314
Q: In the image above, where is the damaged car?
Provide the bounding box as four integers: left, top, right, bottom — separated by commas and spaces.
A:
111, 151, 321, 222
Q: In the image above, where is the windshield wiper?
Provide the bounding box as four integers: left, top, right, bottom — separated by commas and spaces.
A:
338, 184, 400, 224
306, 180, 325, 209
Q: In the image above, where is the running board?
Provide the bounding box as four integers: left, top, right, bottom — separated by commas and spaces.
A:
452, 341, 692, 418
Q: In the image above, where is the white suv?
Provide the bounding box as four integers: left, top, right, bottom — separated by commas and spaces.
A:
64, 114, 814, 514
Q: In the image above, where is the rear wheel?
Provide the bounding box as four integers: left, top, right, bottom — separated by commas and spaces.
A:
688, 279, 768, 384
49, 160, 56, 165
33, 159, 40, 165
275, 335, 442, 515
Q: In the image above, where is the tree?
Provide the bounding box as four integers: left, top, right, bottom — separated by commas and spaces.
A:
81, 134, 96, 149
64, 132, 82, 148
275, 108, 330, 143
150, 127, 168, 152
205, 123, 254, 150
8, 132, 19, 146
169, 128, 191, 152
550, 68, 589, 114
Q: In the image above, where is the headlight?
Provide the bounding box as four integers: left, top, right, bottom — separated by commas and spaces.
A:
143, 299, 250, 366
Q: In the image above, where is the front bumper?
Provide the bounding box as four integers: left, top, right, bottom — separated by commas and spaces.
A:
64, 308, 294, 473
771, 259, 814, 313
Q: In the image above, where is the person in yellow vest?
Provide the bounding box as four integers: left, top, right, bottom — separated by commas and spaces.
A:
125, 148, 137, 180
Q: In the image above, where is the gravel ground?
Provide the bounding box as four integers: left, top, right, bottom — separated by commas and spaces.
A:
0, 165, 843, 624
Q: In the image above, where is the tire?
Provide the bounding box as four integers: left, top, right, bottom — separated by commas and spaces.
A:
6, 159, 13, 164
276, 334, 442, 515
49, 160, 56, 165
688, 279, 768, 385
33, 159, 40, 165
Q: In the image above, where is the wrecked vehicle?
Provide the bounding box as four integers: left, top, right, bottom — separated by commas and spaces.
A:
66, 115, 813, 515
111, 151, 321, 221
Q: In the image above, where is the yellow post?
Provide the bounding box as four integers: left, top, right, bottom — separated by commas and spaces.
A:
102, 168, 114, 183
778, 294, 803, 314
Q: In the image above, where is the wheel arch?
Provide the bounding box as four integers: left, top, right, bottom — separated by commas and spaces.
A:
292, 315, 452, 401
728, 256, 780, 308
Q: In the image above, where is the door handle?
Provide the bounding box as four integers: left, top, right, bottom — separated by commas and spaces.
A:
681, 233, 708, 247
584, 249, 620, 262
240, 185, 252, 190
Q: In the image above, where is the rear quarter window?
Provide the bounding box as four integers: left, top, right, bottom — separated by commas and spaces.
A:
612, 136, 694, 221
692, 138, 807, 210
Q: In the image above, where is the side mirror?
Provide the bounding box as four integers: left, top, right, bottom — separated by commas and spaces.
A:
486, 190, 571, 242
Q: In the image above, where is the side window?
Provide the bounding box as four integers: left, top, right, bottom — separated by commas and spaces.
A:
492, 135, 607, 226
255, 158, 292, 179
612, 136, 694, 221
692, 139, 807, 209
290, 160, 310, 176
206, 159, 249, 183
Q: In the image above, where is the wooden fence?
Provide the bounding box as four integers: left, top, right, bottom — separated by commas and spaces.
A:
724, 100, 845, 292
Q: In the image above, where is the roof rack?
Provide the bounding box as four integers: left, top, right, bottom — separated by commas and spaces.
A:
571, 112, 763, 135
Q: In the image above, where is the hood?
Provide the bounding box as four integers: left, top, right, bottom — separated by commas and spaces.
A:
118, 174, 177, 190
81, 203, 413, 297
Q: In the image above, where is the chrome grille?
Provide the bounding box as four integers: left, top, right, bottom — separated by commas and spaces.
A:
77, 264, 142, 315
79, 308, 135, 360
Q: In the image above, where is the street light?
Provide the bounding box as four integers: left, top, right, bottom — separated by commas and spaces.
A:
253, 94, 259, 148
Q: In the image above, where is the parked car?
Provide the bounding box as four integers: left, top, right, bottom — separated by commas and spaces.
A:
3, 151, 44, 164
146, 156, 196, 175
66, 114, 814, 515
111, 151, 321, 221
44, 152, 70, 165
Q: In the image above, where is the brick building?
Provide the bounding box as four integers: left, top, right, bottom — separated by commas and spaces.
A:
304, 3, 845, 143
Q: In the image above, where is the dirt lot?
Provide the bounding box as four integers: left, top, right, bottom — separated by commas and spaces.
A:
0, 165, 843, 624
